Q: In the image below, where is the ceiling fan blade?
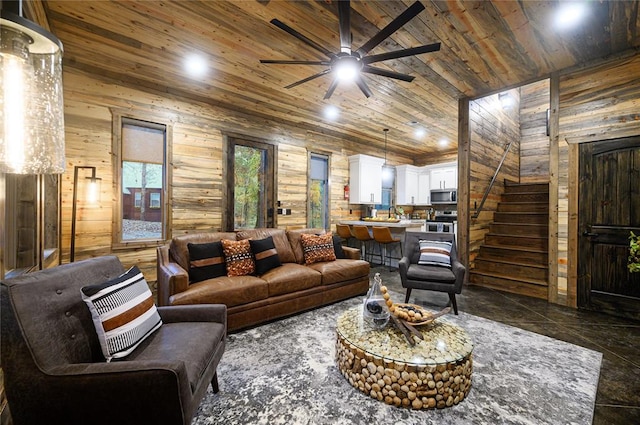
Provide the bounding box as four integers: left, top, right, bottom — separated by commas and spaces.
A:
284, 69, 332, 89
323, 78, 340, 100
338, 0, 351, 52
356, 1, 425, 56
270, 19, 336, 59
362, 65, 415, 82
362, 43, 441, 64
260, 60, 330, 65
355, 75, 373, 98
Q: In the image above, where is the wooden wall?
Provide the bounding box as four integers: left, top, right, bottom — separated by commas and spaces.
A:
61, 69, 415, 286
557, 53, 640, 306
520, 79, 551, 183
467, 90, 521, 267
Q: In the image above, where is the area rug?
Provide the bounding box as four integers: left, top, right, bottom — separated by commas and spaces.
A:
193, 295, 602, 425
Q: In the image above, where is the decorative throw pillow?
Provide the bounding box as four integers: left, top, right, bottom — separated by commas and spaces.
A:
81, 266, 163, 362
300, 233, 337, 265
221, 239, 255, 276
187, 241, 226, 283
418, 240, 453, 267
249, 236, 282, 275
331, 234, 346, 259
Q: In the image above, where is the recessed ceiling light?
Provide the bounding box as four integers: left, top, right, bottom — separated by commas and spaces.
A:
554, 2, 588, 30
184, 53, 208, 78
414, 128, 426, 138
324, 105, 339, 120
438, 139, 449, 148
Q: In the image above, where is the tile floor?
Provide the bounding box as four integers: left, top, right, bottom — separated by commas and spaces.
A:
371, 265, 640, 425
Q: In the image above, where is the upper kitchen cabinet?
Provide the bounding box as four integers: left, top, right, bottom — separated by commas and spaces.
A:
430, 162, 458, 190
395, 165, 419, 205
348, 154, 385, 204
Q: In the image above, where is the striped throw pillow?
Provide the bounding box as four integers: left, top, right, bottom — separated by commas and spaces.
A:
81, 266, 162, 361
418, 240, 453, 267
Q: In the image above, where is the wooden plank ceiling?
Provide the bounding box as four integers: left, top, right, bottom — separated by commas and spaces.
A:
41, 0, 640, 161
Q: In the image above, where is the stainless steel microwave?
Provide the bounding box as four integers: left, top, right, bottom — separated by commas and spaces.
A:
430, 189, 457, 204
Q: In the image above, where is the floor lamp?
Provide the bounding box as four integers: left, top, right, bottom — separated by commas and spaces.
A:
70, 166, 101, 262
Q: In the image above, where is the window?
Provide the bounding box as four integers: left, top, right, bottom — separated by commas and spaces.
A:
376, 165, 395, 211
225, 136, 275, 231
309, 153, 329, 229
150, 192, 161, 209
114, 115, 168, 243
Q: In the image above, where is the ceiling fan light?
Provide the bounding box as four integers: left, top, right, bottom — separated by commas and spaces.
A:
334, 59, 359, 82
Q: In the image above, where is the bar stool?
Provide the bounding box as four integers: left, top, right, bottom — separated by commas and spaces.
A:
372, 226, 403, 270
336, 224, 355, 247
352, 225, 382, 264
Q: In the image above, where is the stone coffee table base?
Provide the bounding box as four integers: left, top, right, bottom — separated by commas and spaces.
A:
335, 332, 473, 409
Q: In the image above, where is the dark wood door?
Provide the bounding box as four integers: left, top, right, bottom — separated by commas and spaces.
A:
578, 137, 640, 321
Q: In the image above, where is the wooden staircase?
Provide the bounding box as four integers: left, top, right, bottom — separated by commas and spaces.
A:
469, 182, 549, 299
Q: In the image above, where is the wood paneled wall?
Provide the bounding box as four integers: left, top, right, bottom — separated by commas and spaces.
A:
557, 53, 640, 306
61, 69, 416, 285
467, 90, 521, 267
520, 79, 551, 183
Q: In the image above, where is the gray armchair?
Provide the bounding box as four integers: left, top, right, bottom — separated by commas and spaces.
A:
1, 256, 226, 425
399, 232, 466, 314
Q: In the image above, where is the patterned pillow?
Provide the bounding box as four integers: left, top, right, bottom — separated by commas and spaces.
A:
81, 266, 163, 361
221, 239, 255, 276
249, 236, 282, 275
187, 241, 226, 283
300, 233, 337, 265
418, 240, 453, 267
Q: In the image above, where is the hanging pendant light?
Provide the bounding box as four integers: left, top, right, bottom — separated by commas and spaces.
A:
1, 0, 65, 174
382, 128, 392, 181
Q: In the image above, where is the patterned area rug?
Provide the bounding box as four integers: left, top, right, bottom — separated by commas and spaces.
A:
193, 295, 602, 425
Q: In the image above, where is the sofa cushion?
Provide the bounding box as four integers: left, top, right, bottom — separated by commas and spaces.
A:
287, 228, 326, 264
187, 241, 226, 283
249, 236, 282, 275
300, 233, 336, 264
221, 239, 255, 276
306, 259, 370, 285
236, 228, 297, 263
259, 263, 322, 297
169, 275, 269, 307
81, 266, 163, 361
170, 232, 237, 271
125, 321, 225, 392
418, 240, 452, 268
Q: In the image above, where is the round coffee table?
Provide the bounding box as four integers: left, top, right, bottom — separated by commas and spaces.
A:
335, 306, 473, 409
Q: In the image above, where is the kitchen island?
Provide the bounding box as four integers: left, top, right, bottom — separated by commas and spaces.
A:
338, 220, 424, 267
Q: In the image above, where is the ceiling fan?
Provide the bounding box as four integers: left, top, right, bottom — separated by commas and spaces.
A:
260, 0, 440, 99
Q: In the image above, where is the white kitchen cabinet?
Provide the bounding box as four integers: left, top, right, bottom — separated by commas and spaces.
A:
348, 154, 385, 204
430, 162, 458, 190
417, 170, 431, 204
395, 165, 419, 205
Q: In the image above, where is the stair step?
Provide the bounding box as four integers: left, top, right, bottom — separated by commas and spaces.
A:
469, 270, 548, 299
477, 244, 548, 264
504, 182, 549, 194
494, 212, 548, 224
473, 258, 548, 281
498, 202, 549, 213
501, 192, 549, 203
484, 233, 548, 250
490, 222, 548, 237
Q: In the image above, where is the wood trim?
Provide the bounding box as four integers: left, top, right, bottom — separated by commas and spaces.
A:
567, 143, 579, 308
548, 72, 560, 304
458, 97, 471, 274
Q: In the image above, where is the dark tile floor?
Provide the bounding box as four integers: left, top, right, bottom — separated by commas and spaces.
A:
371, 265, 640, 425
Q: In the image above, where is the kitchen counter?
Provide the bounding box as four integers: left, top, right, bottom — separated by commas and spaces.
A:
338, 220, 423, 229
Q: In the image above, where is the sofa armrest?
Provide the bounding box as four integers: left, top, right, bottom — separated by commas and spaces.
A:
156, 245, 189, 306
157, 304, 227, 327
342, 246, 361, 260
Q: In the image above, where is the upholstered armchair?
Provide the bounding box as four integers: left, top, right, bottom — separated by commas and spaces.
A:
398, 232, 466, 314
1, 256, 226, 425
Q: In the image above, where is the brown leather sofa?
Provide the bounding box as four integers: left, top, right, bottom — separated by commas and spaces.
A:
157, 228, 370, 331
